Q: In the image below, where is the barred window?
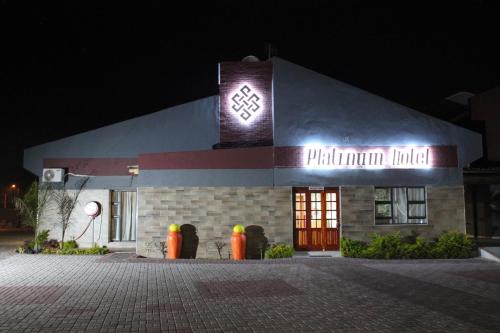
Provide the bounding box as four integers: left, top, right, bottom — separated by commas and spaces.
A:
375, 187, 426, 225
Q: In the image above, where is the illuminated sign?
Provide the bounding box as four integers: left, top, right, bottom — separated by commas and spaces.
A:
229, 83, 263, 124
274, 145, 457, 169
304, 146, 431, 169
218, 61, 273, 145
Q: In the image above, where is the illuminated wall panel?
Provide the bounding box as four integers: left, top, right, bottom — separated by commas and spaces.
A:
219, 61, 273, 145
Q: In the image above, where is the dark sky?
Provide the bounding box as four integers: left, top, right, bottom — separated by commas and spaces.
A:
1, 1, 500, 190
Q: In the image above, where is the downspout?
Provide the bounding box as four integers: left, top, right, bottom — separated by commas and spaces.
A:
472, 186, 478, 239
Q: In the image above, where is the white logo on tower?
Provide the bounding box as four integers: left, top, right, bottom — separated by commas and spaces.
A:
230, 84, 262, 123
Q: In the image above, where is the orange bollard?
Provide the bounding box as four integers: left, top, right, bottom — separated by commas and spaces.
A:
231, 224, 246, 260
167, 224, 182, 259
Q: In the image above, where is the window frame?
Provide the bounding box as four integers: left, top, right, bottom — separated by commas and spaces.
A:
374, 186, 427, 225
406, 186, 427, 220
374, 187, 393, 221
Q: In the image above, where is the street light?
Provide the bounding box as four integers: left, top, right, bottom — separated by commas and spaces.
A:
5, 184, 19, 208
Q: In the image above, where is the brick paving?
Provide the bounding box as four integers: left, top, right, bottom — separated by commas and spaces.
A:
0, 231, 33, 261
0, 286, 68, 305
0, 252, 499, 332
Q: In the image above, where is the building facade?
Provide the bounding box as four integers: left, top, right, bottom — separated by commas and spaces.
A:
24, 57, 482, 258
465, 87, 500, 239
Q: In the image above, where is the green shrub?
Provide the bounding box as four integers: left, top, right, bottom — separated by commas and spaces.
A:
41, 248, 57, 254
24, 242, 34, 250
25, 229, 50, 251
19, 240, 37, 253
36, 230, 50, 245
63, 240, 79, 250
431, 231, 475, 259
340, 237, 367, 257
42, 245, 109, 255
265, 243, 294, 259
401, 236, 431, 259
341, 231, 474, 259
362, 233, 404, 259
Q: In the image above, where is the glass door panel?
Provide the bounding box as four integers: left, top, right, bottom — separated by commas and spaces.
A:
324, 190, 339, 249
294, 192, 307, 247
309, 191, 323, 249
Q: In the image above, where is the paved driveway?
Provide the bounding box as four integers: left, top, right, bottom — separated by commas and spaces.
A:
0, 231, 33, 261
0, 252, 500, 332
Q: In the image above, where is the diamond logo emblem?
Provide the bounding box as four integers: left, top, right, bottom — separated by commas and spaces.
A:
230, 84, 262, 122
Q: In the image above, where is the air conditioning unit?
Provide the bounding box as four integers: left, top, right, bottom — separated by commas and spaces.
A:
42, 168, 65, 183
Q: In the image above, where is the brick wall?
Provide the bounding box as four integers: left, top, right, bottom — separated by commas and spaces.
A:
341, 186, 466, 243
137, 187, 292, 258
219, 61, 273, 144
427, 186, 466, 234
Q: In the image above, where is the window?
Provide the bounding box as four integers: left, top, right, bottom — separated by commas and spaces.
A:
375, 187, 426, 225
111, 191, 137, 241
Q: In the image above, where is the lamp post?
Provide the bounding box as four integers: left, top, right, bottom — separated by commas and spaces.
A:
7, 184, 19, 209
10, 184, 16, 207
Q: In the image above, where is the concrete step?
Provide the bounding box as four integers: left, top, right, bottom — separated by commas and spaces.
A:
294, 251, 342, 258
480, 247, 500, 263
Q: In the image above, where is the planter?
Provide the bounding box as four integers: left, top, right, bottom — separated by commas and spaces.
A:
231, 224, 246, 260
167, 224, 182, 259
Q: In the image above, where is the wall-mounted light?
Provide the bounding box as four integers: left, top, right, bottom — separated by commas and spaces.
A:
127, 165, 139, 175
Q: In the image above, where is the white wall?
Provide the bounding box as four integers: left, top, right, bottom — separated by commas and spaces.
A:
40, 189, 111, 248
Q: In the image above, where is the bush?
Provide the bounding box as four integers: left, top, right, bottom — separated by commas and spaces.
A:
63, 240, 79, 250
401, 236, 431, 259
36, 230, 50, 246
43, 239, 60, 249
17, 240, 37, 253
340, 237, 367, 258
21, 240, 34, 251
265, 243, 294, 259
42, 245, 109, 255
16, 246, 26, 254
341, 231, 475, 259
23, 229, 50, 252
431, 231, 475, 259
15, 231, 108, 255
362, 233, 404, 259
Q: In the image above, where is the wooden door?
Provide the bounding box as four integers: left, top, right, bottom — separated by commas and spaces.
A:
293, 187, 340, 251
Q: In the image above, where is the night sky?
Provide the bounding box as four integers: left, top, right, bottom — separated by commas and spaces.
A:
1, 1, 500, 191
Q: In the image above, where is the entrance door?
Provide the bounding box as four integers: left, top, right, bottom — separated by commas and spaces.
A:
111, 191, 137, 242
293, 187, 340, 251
